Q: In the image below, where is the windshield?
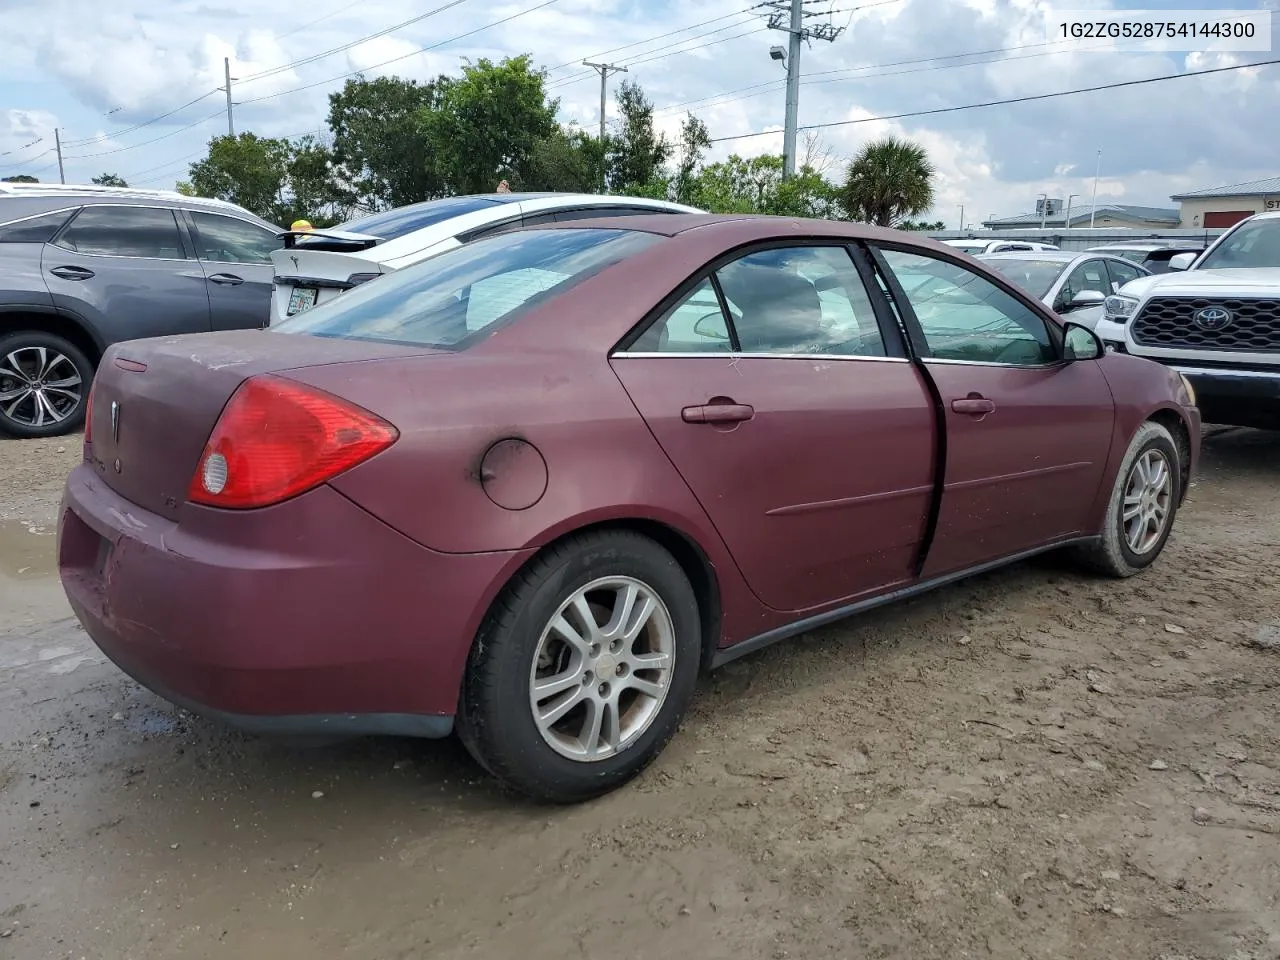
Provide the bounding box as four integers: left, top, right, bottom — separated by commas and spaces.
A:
1197, 218, 1280, 270
980, 258, 1067, 298
272, 227, 660, 349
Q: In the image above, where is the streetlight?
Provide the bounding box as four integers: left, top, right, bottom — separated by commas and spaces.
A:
1037, 193, 1049, 230
769, 45, 786, 64
1064, 193, 1081, 229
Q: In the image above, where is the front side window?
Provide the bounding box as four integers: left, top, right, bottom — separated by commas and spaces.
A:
190, 211, 281, 263
1056, 259, 1111, 310
714, 247, 886, 356
878, 248, 1056, 366
1197, 218, 1280, 269
1106, 258, 1143, 290
55, 205, 186, 259
273, 227, 659, 349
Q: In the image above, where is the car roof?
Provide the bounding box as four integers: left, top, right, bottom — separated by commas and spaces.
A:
0, 182, 274, 225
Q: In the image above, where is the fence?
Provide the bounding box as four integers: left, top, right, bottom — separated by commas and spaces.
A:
926, 227, 1226, 252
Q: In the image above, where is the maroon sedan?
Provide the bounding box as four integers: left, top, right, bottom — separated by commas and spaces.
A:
58, 215, 1200, 802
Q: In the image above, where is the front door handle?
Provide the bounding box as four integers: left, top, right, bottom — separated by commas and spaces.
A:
951, 397, 996, 416
682, 402, 755, 424
49, 265, 95, 280
206, 273, 244, 286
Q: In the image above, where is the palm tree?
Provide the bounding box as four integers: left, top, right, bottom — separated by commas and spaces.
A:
840, 136, 935, 227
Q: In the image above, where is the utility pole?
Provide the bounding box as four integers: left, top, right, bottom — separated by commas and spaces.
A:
764, 0, 844, 179
958, 205, 964, 231
582, 61, 627, 142
1089, 149, 1102, 228
1065, 193, 1081, 229
54, 128, 65, 185
222, 57, 236, 137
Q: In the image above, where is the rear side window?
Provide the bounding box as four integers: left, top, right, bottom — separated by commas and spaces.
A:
326, 196, 506, 242
0, 209, 75, 243
189, 211, 281, 263
273, 227, 660, 349
55, 206, 186, 259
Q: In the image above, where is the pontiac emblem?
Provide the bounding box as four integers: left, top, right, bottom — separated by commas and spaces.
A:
290, 255, 300, 270
110, 399, 120, 442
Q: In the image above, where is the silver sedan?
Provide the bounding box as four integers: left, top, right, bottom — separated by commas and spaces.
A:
978, 250, 1151, 330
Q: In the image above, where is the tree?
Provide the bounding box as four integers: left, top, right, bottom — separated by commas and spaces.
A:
327, 75, 443, 211
422, 55, 558, 196
685, 154, 840, 218
607, 80, 671, 194
91, 173, 128, 187
1, 174, 38, 183
672, 113, 710, 206
283, 135, 347, 227
188, 132, 291, 221
840, 136, 935, 227
524, 126, 607, 193
898, 219, 946, 231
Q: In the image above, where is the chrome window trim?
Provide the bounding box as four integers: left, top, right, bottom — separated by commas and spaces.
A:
922, 357, 1063, 370
612, 351, 910, 362
0, 205, 81, 229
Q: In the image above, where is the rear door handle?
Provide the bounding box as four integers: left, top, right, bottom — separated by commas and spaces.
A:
49, 265, 95, 280
951, 397, 996, 416
207, 273, 244, 286
682, 402, 755, 424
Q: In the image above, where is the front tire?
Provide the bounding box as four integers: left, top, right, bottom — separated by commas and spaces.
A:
458, 531, 701, 803
0, 331, 94, 439
1076, 420, 1181, 577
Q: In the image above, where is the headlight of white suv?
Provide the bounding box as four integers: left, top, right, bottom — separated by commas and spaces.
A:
1103, 294, 1139, 321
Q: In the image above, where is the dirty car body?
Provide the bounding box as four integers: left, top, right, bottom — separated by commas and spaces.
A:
58, 215, 1201, 802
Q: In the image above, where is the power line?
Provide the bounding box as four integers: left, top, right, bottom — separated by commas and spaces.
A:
236, 0, 563, 106
273, 0, 372, 42
238, 0, 478, 84
548, 22, 768, 90
546, 5, 764, 73
61, 90, 221, 148
708, 57, 1280, 143
65, 109, 225, 160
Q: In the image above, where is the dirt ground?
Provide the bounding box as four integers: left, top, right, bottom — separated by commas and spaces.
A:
0, 429, 1277, 960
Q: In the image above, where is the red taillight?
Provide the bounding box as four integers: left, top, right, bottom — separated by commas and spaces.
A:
187, 375, 398, 509
83, 378, 97, 446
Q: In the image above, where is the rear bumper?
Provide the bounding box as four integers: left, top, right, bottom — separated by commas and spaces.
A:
58, 464, 531, 737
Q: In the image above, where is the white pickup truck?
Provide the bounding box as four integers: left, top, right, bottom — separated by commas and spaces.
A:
1096, 211, 1280, 430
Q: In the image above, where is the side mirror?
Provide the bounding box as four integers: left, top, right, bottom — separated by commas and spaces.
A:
693, 313, 730, 339
1063, 321, 1104, 361
1068, 289, 1106, 310
1168, 252, 1196, 271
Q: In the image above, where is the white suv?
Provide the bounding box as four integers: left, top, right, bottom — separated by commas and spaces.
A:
1096, 210, 1280, 430
270, 192, 701, 325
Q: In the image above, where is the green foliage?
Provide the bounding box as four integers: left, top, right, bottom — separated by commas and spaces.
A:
91, 173, 128, 187
189, 133, 291, 221
422, 55, 558, 195
326, 75, 443, 210
607, 80, 672, 193
1, 174, 38, 183
282, 136, 346, 227
685, 154, 840, 218
840, 136, 935, 227
898, 219, 946, 231
524, 126, 607, 193
672, 113, 710, 206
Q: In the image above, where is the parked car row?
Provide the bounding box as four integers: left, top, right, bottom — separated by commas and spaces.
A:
0, 183, 699, 437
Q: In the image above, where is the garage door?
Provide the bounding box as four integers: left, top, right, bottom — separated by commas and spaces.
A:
1204, 210, 1254, 228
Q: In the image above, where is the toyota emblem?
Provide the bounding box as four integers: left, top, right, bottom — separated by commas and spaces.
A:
1193, 306, 1233, 331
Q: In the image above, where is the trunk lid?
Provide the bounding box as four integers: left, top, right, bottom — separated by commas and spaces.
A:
87, 330, 438, 520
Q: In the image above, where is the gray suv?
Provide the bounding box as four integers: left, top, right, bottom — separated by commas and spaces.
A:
0, 183, 282, 438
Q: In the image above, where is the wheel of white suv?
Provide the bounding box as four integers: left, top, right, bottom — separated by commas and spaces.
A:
1076, 420, 1182, 577
0, 331, 94, 439
457, 530, 702, 803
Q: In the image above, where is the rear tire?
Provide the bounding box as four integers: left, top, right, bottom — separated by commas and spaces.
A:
457, 530, 701, 803
1075, 420, 1181, 578
0, 331, 94, 439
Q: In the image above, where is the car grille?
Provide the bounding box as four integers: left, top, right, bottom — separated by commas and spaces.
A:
1131, 297, 1280, 353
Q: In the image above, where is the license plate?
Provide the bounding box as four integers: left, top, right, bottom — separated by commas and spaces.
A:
287, 286, 319, 316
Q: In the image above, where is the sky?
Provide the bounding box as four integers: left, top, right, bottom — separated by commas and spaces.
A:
1, 0, 1278, 227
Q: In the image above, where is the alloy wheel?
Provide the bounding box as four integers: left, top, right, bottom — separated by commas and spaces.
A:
1122, 448, 1173, 555
528, 576, 676, 762
0, 347, 84, 428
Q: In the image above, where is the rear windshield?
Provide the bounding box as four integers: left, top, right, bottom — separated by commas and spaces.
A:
303, 196, 509, 244
272, 227, 661, 349
981, 258, 1067, 298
